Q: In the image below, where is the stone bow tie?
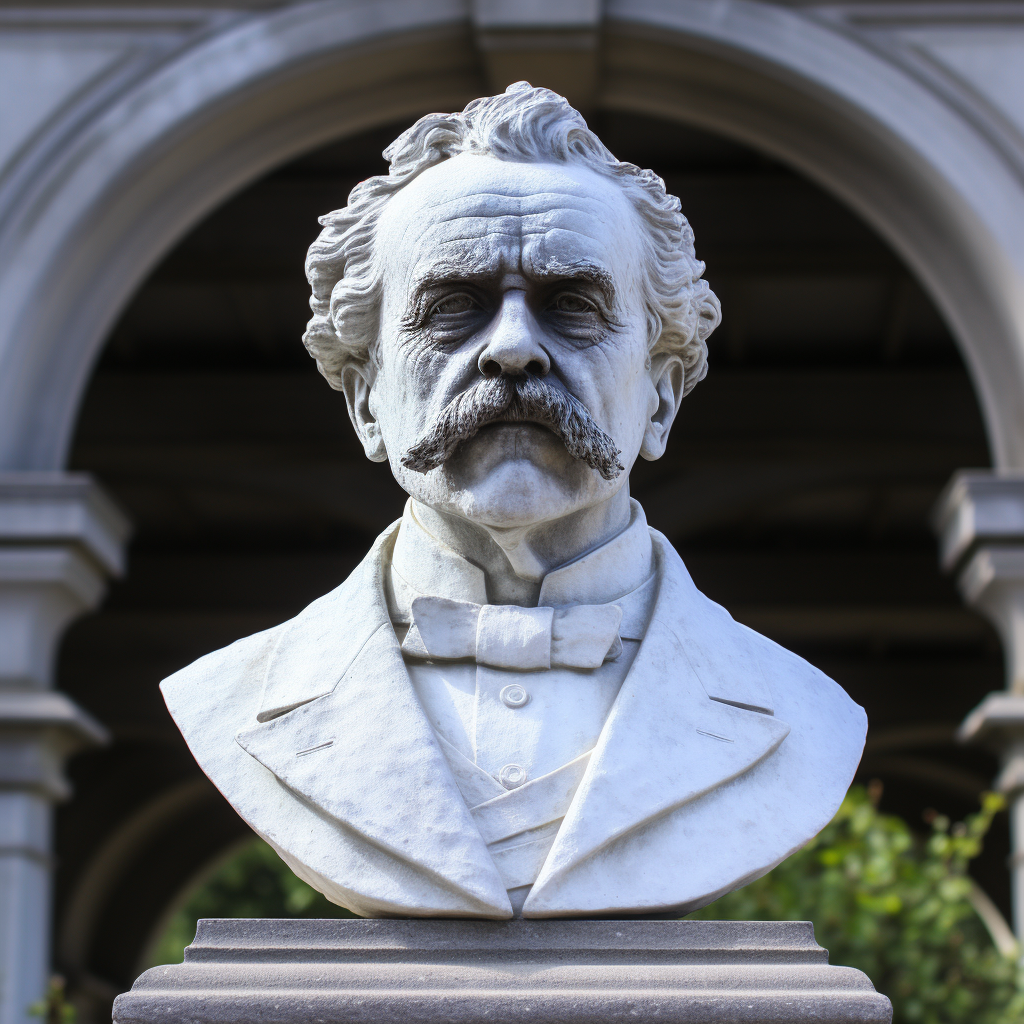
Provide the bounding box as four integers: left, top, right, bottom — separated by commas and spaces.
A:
401, 596, 623, 671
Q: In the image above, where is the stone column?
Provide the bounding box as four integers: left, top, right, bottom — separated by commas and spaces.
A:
0, 474, 129, 1024
933, 471, 1024, 940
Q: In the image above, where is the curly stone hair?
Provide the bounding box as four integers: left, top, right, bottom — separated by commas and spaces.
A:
303, 82, 721, 395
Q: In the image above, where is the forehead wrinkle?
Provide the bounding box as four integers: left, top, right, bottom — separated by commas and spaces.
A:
389, 220, 518, 287
413, 223, 527, 246
409, 232, 523, 281
387, 173, 642, 306
389, 194, 629, 261
407, 218, 526, 295
403, 214, 529, 264
396, 189, 614, 217
423, 202, 628, 242
407, 224, 629, 304
413, 218, 623, 264
394, 189, 633, 259
519, 220, 620, 249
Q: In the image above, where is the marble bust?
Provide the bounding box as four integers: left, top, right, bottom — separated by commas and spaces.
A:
162, 83, 866, 919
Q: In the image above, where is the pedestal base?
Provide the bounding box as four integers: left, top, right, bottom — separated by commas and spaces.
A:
113, 918, 891, 1023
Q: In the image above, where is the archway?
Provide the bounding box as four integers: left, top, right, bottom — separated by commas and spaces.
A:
0, 0, 1022, 472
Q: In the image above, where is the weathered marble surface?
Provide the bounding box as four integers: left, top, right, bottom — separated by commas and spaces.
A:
112, 918, 892, 1024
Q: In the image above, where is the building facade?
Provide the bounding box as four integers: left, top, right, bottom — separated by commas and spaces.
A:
4, 1, 1024, 1022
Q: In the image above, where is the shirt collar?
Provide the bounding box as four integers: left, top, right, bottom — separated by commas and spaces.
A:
391, 502, 489, 607
390, 498, 653, 610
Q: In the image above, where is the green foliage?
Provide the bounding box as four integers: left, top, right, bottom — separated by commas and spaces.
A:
29, 975, 76, 1024
151, 787, 1024, 1024
151, 839, 352, 966
690, 786, 1024, 1024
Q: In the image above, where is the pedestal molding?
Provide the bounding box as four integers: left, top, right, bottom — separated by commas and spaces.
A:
113, 919, 892, 1024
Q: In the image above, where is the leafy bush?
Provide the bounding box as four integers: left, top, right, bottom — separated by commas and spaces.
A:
690, 786, 1024, 1023
153, 787, 1024, 1023
151, 840, 351, 966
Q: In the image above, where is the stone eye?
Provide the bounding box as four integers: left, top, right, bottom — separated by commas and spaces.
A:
431, 293, 477, 316
551, 292, 596, 314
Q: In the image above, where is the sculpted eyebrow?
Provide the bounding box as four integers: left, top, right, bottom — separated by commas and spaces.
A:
412, 258, 499, 295
537, 262, 616, 306
411, 260, 617, 306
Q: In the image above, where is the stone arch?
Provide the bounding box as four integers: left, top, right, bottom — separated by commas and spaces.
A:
1, 0, 1023, 471
0, 1, 1022, 472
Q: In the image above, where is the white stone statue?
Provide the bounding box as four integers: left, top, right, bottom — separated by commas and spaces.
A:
162, 83, 866, 920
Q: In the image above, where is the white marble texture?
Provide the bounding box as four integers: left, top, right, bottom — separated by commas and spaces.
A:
163, 518, 865, 918
162, 84, 866, 919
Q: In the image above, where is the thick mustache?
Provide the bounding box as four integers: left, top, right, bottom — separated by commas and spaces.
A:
401, 375, 624, 481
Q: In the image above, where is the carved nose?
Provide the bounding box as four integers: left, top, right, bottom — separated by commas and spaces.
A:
478, 292, 550, 378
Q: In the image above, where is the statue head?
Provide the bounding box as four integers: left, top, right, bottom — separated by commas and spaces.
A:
303, 83, 720, 533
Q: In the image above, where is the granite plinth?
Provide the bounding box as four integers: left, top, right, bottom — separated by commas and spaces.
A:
113, 918, 891, 1024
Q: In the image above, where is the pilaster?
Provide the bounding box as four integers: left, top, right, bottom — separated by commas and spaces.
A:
0, 474, 129, 1024
934, 470, 1024, 942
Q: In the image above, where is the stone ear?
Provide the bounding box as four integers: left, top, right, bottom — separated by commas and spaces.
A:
339, 362, 388, 462
361, 423, 388, 463
640, 354, 685, 461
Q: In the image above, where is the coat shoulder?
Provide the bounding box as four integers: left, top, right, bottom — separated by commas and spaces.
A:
652, 527, 865, 736
160, 621, 288, 739
739, 620, 867, 739
162, 519, 402, 732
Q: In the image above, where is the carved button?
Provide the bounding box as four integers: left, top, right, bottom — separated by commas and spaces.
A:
498, 763, 528, 790
500, 684, 530, 709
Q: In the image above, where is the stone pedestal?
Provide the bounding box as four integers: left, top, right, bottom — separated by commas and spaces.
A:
113, 918, 891, 1024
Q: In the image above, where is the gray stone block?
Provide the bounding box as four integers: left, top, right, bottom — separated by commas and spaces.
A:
113, 918, 892, 1023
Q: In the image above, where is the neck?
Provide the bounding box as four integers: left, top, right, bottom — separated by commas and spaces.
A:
412, 487, 632, 605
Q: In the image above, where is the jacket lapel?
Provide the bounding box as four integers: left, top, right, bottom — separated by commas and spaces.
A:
236, 522, 511, 916
527, 531, 790, 908
254, 526, 395, 722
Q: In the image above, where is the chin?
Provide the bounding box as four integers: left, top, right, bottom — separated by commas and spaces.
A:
444, 458, 595, 529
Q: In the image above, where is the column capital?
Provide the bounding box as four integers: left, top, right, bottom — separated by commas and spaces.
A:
0, 472, 131, 577
958, 546, 1024, 605
933, 470, 1024, 572
937, 472, 1024, 937
0, 473, 130, 691
0, 475, 128, 1023
933, 472, 1024, 694
961, 692, 1024, 744
959, 693, 1024, 797
0, 691, 108, 800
